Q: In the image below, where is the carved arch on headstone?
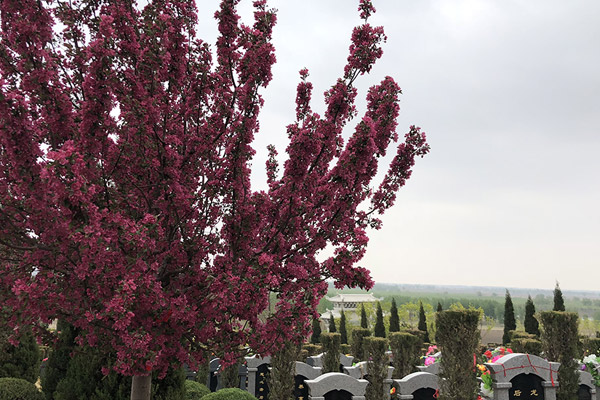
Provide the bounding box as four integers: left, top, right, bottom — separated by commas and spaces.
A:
485, 353, 559, 383
305, 372, 368, 400
395, 371, 439, 398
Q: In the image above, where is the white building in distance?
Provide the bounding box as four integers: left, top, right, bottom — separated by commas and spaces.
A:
320, 293, 382, 323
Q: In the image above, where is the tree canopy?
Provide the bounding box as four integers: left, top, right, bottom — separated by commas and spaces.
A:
0, 0, 428, 380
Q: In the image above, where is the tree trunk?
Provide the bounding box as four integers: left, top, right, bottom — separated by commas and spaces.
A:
131, 374, 152, 400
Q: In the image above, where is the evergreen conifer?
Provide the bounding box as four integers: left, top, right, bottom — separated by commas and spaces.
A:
524, 295, 540, 336
42, 321, 78, 400
553, 282, 565, 311
360, 304, 369, 329
503, 290, 516, 345
389, 298, 400, 333
339, 310, 348, 344
374, 302, 386, 338
328, 315, 336, 333
418, 301, 430, 343
311, 318, 322, 345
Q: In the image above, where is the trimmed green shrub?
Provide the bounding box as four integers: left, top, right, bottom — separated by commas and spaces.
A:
0, 377, 44, 400
185, 380, 210, 400
374, 302, 385, 338
194, 352, 210, 387
436, 310, 480, 400
389, 298, 400, 333
510, 331, 536, 340
582, 337, 600, 356
268, 341, 298, 400
320, 333, 341, 373
540, 311, 578, 400
351, 328, 371, 362
42, 321, 77, 400
510, 338, 542, 356
300, 344, 321, 361
364, 337, 389, 400
200, 388, 257, 400
0, 329, 41, 384
152, 366, 186, 400
389, 332, 422, 379
219, 359, 241, 390
340, 344, 351, 355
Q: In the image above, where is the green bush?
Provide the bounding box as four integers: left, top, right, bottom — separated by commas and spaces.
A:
389, 332, 422, 379
510, 338, 542, 356
340, 344, 351, 355
0, 329, 41, 384
200, 388, 257, 400
436, 310, 480, 400
41, 321, 77, 400
320, 333, 341, 374
351, 328, 371, 362
364, 337, 389, 400
0, 377, 44, 400
582, 337, 600, 356
185, 380, 210, 400
540, 311, 579, 400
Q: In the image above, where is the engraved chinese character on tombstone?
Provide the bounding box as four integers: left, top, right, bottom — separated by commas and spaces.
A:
509, 374, 545, 400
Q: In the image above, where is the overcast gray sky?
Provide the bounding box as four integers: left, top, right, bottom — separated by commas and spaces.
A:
196, 0, 600, 292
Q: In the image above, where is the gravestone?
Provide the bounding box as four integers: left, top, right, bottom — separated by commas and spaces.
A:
208, 358, 220, 391
305, 372, 368, 400
394, 371, 439, 400
295, 362, 323, 400
245, 355, 271, 400
485, 353, 560, 400
577, 370, 596, 400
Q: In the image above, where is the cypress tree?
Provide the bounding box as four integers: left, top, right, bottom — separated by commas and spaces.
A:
374, 302, 386, 338
389, 298, 400, 333
328, 315, 336, 333
418, 301, 430, 343
339, 310, 348, 344
42, 321, 78, 400
311, 318, 322, 344
503, 290, 516, 345
437, 302, 443, 312
553, 282, 565, 311
524, 295, 540, 336
360, 304, 369, 329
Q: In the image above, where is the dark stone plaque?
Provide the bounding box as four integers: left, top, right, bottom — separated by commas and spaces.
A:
255, 363, 270, 400
294, 375, 309, 400
412, 387, 438, 400
324, 389, 353, 400
578, 384, 592, 400
509, 374, 545, 400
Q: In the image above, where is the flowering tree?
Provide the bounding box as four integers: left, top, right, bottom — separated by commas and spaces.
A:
0, 0, 428, 398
